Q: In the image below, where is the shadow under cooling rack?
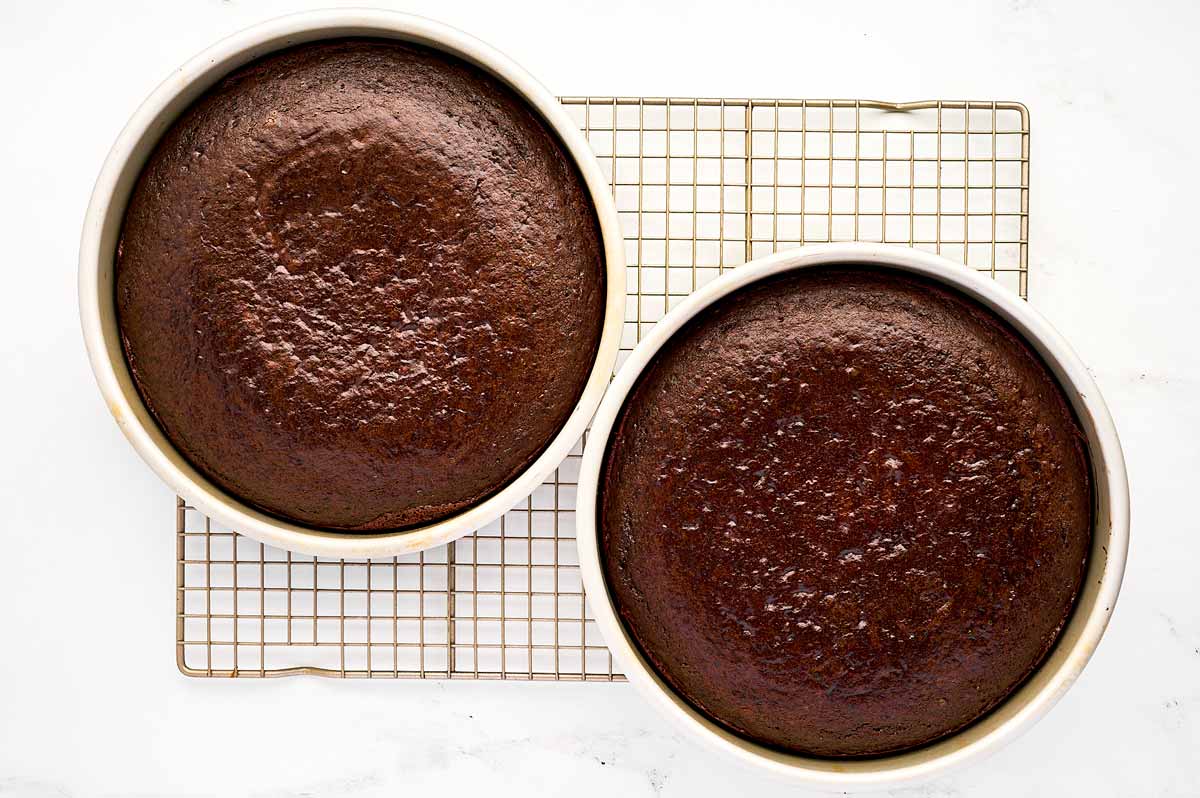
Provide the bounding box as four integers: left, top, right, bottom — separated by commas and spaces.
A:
176, 97, 1031, 679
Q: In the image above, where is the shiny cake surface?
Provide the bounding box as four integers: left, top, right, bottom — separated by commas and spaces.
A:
600, 267, 1091, 757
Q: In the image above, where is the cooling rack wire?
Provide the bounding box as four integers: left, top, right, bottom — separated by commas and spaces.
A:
176, 97, 1031, 679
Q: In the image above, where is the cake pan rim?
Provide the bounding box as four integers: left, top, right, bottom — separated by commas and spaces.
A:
575, 241, 1129, 786
78, 8, 626, 557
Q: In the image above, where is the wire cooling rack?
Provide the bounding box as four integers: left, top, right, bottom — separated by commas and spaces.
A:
176, 98, 1031, 679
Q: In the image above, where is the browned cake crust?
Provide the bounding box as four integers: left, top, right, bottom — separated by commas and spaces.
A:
600, 267, 1091, 758
117, 39, 605, 530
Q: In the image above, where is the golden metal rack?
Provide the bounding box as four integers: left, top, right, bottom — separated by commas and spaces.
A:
176, 97, 1030, 679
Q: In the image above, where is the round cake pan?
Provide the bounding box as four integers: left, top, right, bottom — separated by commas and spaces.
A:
79, 9, 625, 558
576, 242, 1129, 786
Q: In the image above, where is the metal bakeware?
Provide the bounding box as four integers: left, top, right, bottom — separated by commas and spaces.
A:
177, 96, 1035, 681
79, 10, 626, 559
577, 242, 1128, 785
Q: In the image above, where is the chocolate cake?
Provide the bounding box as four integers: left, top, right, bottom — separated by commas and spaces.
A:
600, 267, 1091, 758
116, 39, 606, 530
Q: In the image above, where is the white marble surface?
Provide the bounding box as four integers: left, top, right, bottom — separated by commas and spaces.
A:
1, 0, 1197, 795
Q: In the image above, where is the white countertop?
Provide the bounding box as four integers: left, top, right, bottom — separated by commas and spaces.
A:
1, 0, 1197, 795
